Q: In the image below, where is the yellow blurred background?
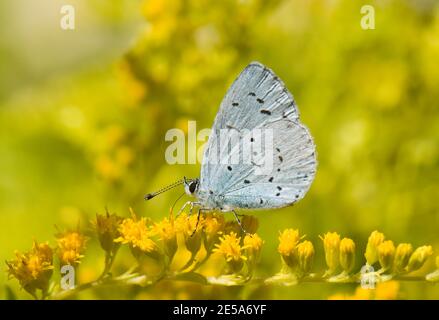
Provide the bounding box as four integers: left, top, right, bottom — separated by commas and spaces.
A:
1, 0, 438, 299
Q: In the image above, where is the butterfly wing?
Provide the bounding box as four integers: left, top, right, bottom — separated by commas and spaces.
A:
199, 62, 316, 209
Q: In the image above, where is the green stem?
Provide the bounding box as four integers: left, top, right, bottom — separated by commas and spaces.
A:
98, 251, 117, 280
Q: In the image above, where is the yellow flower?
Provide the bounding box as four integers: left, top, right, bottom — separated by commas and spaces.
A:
6, 241, 54, 297
56, 231, 88, 266
214, 232, 246, 262
278, 229, 300, 268
203, 213, 225, 249
152, 217, 177, 258
278, 229, 300, 255
244, 233, 263, 264
93, 211, 122, 253
115, 216, 159, 256
393, 243, 413, 274
406, 245, 433, 272
213, 232, 246, 273
365, 230, 385, 265
320, 232, 340, 275
296, 240, 314, 274
339, 238, 356, 273
377, 240, 395, 272
244, 233, 263, 253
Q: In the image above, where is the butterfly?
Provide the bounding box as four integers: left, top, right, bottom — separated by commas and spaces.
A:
145, 62, 317, 231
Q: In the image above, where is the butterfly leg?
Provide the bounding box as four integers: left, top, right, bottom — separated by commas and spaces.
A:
170, 191, 186, 216
176, 201, 193, 217
187, 202, 202, 217
191, 207, 208, 237
232, 210, 248, 235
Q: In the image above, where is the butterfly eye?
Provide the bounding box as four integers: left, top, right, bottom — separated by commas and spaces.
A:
189, 182, 197, 193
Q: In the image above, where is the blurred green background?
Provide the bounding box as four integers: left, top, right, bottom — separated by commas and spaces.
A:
1, 0, 438, 299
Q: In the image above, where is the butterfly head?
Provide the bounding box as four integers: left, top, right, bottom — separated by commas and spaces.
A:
184, 177, 199, 197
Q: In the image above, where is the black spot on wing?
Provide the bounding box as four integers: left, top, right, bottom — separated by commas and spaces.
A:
260, 110, 271, 115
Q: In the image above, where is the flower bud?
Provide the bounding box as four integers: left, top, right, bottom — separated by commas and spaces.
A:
339, 238, 356, 273
364, 230, 385, 265
152, 218, 177, 260
175, 213, 204, 255
244, 233, 263, 263
393, 243, 413, 274
93, 211, 122, 254
378, 240, 395, 272
320, 232, 340, 275
56, 231, 88, 266
278, 229, 300, 268
425, 256, 439, 282
407, 245, 433, 272
203, 213, 225, 251
296, 240, 314, 274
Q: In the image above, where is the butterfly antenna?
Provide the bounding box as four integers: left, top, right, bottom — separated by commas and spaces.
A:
144, 179, 187, 200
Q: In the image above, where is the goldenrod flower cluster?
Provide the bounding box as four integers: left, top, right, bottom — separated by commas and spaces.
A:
213, 232, 263, 275
5, 213, 439, 299
6, 228, 87, 299
56, 231, 88, 266
6, 241, 53, 298
115, 214, 159, 258
277, 229, 314, 277
363, 230, 433, 275
268, 229, 436, 285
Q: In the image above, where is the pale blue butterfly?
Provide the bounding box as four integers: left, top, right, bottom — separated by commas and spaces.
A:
145, 62, 317, 231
